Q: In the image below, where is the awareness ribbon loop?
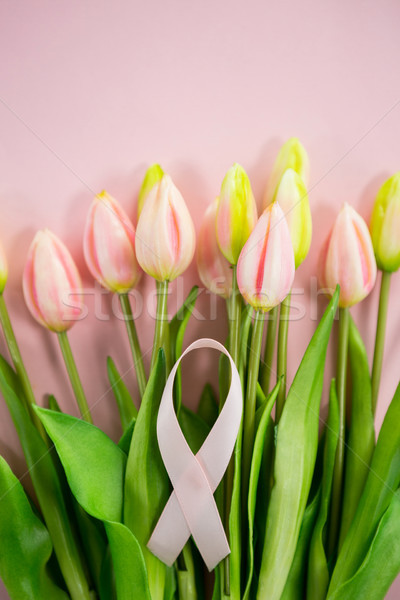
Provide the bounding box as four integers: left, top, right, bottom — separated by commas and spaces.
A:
147, 338, 242, 571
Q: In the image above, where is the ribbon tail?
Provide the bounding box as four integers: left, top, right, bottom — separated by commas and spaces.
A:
147, 492, 191, 565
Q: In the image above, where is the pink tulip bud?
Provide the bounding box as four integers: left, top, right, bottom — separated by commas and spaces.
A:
83, 191, 141, 293
135, 174, 196, 282
0, 239, 8, 293
23, 230, 83, 332
319, 203, 377, 308
237, 203, 295, 311
197, 199, 232, 298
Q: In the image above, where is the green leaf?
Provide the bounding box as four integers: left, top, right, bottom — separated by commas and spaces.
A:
179, 405, 210, 454
239, 305, 254, 373
118, 418, 136, 455
328, 379, 400, 596
307, 380, 340, 599
197, 383, 218, 428
123, 349, 171, 600
0, 355, 91, 599
107, 356, 137, 430
328, 490, 400, 600
0, 456, 68, 600
228, 420, 243, 597
169, 285, 200, 363
35, 407, 126, 523
38, 394, 108, 597
281, 486, 321, 600
243, 381, 280, 600
169, 285, 200, 412
338, 318, 375, 547
104, 521, 151, 600
257, 288, 339, 600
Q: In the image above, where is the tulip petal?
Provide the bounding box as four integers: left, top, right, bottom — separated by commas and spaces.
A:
237, 203, 295, 311
135, 175, 196, 282
23, 230, 82, 332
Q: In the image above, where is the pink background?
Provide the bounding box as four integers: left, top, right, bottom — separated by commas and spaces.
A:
1, 0, 400, 597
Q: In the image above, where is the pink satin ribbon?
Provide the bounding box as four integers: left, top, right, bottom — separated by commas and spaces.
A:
147, 338, 242, 571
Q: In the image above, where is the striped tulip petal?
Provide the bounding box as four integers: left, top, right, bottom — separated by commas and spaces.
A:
264, 137, 310, 207
84, 191, 141, 293
237, 203, 295, 311
197, 198, 232, 298
319, 204, 377, 308
135, 174, 196, 282
23, 230, 83, 332
370, 173, 400, 272
216, 164, 258, 265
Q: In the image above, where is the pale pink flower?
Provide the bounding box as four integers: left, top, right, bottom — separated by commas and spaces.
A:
23, 230, 83, 332
319, 203, 377, 308
237, 203, 295, 311
197, 199, 232, 298
135, 174, 196, 282
84, 191, 141, 293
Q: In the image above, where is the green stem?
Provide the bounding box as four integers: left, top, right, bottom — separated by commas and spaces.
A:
119, 293, 147, 398
222, 267, 242, 596
58, 331, 93, 423
371, 271, 391, 416
328, 306, 349, 556
241, 311, 264, 511
150, 280, 170, 372
0, 294, 46, 438
276, 292, 291, 422
260, 305, 278, 396
229, 266, 241, 365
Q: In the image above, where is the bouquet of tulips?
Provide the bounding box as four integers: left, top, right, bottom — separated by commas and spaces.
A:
0, 139, 399, 600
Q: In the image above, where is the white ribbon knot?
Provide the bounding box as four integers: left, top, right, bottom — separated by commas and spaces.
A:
147, 338, 242, 571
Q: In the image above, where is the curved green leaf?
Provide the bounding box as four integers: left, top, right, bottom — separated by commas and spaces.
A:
197, 383, 218, 429
35, 407, 126, 523
0, 355, 91, 599
281, 486, 321, 600
124, 350, 171, 600
328, 491, 400, 600
118, 418, 136, 455
257, 288, 339, 600
307, 380, 339, 599
107, 356, 137, 430
104, 521, 151, 600
243, 382, 280, 600
169, 285, 200, 412
169, 285, 200, 362
0, 456, 68, 600
338, 317, 375, 547
179, 405, 210, 454
328, 379, 400, 595
228, 420, 243, 598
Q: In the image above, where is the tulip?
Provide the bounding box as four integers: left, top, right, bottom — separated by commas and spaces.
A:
271, 168, 312, 269
83, 190, 141, 293
197, 198, 232, 298
137, 163, 164, 218
237, 202, 295, 312
369, 173, 400, 415
23, 230, 83, 332
370, 172, 400, 273
319, 203, 377, 308
264, 137, 310, 206
239, 203, 294, 515
216, 163, 258, 265
0, 239, 8, 293
135, 174, 196, 282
